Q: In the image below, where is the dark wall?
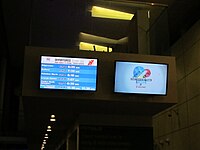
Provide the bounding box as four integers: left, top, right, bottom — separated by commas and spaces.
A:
79, 125, 153, 150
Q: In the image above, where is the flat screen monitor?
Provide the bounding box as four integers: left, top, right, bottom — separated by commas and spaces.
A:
40, 56, 98, 91
114, 61, 168, 95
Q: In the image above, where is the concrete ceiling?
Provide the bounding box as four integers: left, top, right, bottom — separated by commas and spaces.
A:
1, 0, 200, 68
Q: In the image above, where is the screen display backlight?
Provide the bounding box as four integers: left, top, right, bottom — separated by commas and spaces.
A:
40, 56, 98, 91
114, 61, 168, 95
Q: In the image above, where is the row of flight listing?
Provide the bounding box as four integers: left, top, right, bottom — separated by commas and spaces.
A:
40, 56, 168, 95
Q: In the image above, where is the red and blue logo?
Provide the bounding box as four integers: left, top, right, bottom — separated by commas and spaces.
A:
133, 66, 151, 78
131, 66, 152, 85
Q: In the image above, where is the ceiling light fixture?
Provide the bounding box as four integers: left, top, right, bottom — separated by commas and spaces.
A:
91, 6, 134, 20
51, 115, 55, 118
79, 42, 112, 52
47, 129, 52, 132
50, 114, 56, 121
44, 134, 48, 139
79, 32, 118, 44
41, 144, 45, 148
147, 10, 151, 19
50, 118, 56, 121
47, 125, 52, 131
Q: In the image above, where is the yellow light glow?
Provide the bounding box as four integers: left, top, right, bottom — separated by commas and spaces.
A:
47, 126, 51, 129
79, 42, 112, 52
79, 32, 118, 44
92, 6, 134, 20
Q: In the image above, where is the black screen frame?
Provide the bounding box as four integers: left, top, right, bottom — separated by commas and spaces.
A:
113, 60, 169, 96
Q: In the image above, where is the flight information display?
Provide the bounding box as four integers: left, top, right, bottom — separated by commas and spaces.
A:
40, 56, 98, 91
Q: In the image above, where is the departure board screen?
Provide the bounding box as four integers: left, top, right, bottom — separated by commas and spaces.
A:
40, 56, 98, 91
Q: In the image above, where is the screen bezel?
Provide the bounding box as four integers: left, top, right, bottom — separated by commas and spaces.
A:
39, 55, 99, 92
113, 60, 168, 96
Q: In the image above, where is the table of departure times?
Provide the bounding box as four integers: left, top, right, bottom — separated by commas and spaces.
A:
40, 56, 98, 91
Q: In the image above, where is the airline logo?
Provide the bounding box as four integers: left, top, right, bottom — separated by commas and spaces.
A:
133, 66, 151, 78
88, 60, 95, 65
131, 66, 152, 85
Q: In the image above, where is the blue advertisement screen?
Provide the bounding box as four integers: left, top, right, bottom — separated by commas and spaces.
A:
114, 61, 168, 95
40, 56, 98, 91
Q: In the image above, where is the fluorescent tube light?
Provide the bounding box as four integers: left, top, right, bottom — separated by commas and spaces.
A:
79, 42, 112, 52
92, 6, 134, 20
